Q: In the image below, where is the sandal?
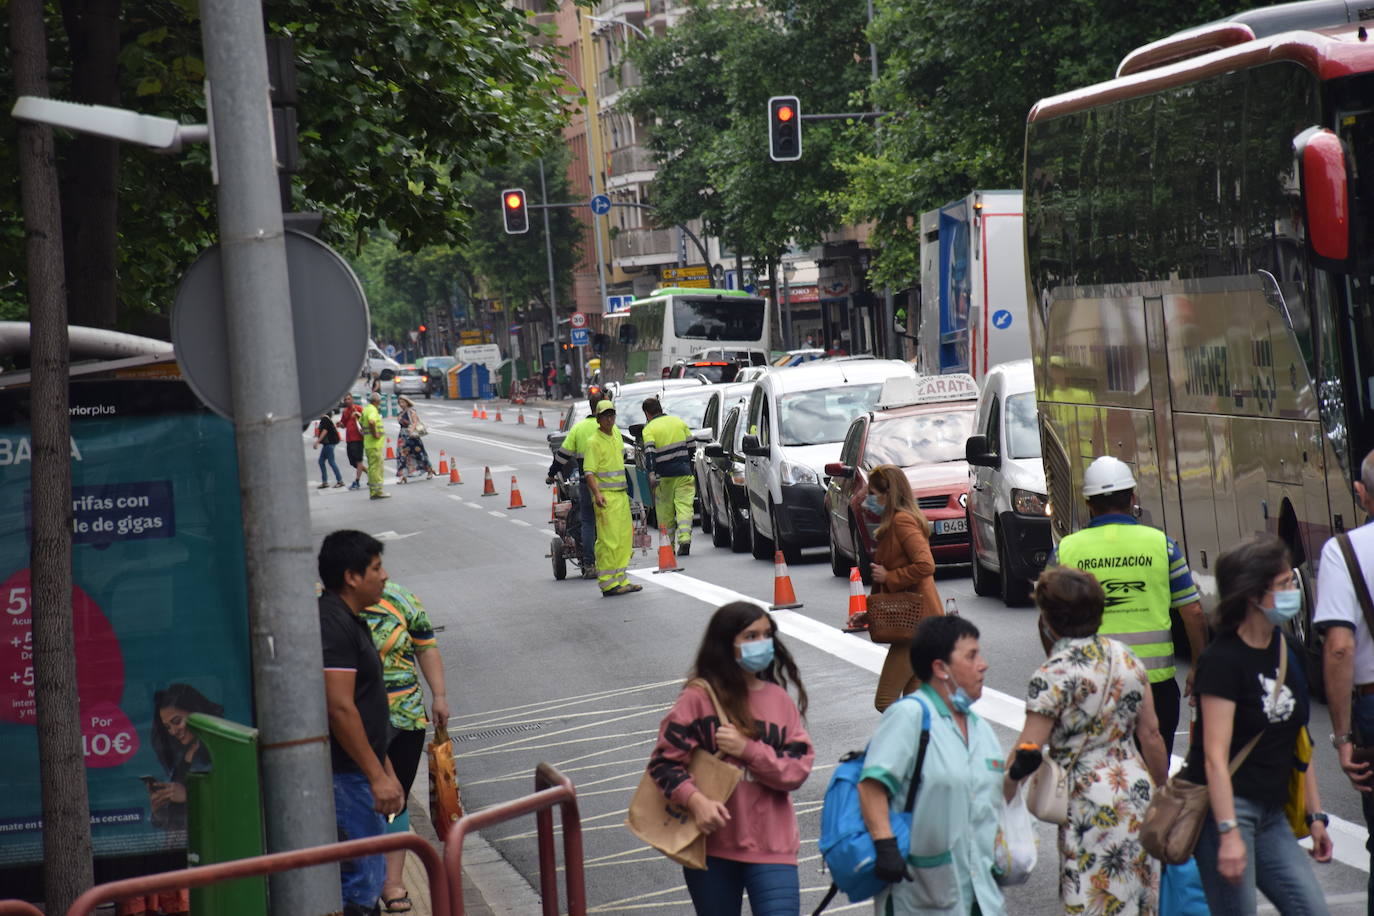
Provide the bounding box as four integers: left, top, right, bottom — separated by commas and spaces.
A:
381, 892, 412, 913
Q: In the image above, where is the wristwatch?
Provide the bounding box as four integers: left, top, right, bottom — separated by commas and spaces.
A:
1332, 732, 1355, 749
1307, 811, 1330, 827
1216, 819, 1239, 834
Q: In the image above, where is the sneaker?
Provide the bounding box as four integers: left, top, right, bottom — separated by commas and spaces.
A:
333, 481, 345, 488
348, 482, 361, 491
370, 492, 391, 500
678, 543, 691, 557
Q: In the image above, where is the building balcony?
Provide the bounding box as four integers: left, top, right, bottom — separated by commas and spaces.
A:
596, 0, 649, 20
609, 144, 655, 176
612, 227, 679, 267
597, 60, 641, 100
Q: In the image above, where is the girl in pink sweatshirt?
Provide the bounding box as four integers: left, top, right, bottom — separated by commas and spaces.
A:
646, 601, 814, 915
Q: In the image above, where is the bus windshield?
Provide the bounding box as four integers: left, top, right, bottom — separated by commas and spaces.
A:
778, 384, 883, 446
673, 297, 765, 342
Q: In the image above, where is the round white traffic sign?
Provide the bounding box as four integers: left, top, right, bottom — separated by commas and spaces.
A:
570, 312, 587, 329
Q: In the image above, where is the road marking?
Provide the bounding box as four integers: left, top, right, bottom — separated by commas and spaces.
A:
628, 565, 1374, 872
427, 429, 549, 459
372, 530, 421, 541
511, 519, 531, 527
451, 679, 681, 726
489, 511, 506, 518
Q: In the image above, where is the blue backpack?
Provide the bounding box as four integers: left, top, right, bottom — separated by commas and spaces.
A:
812, 694, 933, 914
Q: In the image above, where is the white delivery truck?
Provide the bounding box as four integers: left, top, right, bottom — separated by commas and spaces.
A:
915, 190, 1028, 384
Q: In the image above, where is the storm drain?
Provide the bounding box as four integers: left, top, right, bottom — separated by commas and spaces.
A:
450, 722, 543, 743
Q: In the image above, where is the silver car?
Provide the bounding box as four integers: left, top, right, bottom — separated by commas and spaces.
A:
391, 365, 426, 396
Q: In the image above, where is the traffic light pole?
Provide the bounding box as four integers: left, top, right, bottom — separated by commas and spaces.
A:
537, 157, 560, 383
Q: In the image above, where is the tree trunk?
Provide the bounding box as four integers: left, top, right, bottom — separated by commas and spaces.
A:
59, 0, 121, 330
9, 0, 93, 910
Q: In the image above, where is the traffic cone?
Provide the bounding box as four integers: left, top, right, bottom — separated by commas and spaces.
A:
845, 567, 868, 631
653, 525, 682, 574
479, 405, 488, 420
448, 465, 462, 485
770, 551, 803, 609
480, 466, 498, 497
438, 451, 448, 475
495, 407, 503, 422
559, 417, 565, 432
385, 437, 394, 460
517, 409, 525, 425
508, 476, 525, 509
471, 403, 478, 419
537, 411, 546, 429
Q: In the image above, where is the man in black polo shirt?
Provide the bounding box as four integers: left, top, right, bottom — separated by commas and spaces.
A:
319, 530, 405, 916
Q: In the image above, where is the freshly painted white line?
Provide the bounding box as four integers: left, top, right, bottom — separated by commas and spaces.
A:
489, 511, 506, 518
628, 565, 1374, 872
447, 494, 465, 503
427, 428, 548, 459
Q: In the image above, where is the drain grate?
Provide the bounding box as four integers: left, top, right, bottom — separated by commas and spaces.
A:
450, 722, 543, 743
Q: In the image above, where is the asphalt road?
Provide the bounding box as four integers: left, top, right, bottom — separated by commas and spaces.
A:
307, 393, 1372, 914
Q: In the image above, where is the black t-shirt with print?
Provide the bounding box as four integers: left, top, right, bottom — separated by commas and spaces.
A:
1182, 627, 1307, 801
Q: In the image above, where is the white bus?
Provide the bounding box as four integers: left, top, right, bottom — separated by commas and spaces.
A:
1024, 5, 1374, 692
598, 287, 769, 383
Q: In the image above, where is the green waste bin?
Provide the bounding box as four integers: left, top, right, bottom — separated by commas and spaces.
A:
186, 713, 268, 916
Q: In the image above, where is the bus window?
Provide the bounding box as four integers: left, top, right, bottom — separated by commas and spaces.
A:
673, 297, 765, 342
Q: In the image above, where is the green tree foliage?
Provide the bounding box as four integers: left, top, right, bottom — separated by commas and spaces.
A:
0, 0, 570, 326
623, 0, 872, 267
839, 0, 1263, 287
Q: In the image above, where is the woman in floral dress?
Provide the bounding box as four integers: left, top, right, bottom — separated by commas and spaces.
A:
394, 396, 436, 482
1005, 567, 1170, 915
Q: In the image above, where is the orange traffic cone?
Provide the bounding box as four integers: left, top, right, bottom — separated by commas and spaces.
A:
479, 405, 488, 420
517, 409, 525, 425
385, 437, 394, 460
471, 403, 478, 419
845, 567, 868, 631
770, 551, 803, 609
653, 525, 682, 574
438, 451, 448, 475
559, 417, 565, 432
537, 411, 546, 429
480, 466, 498, 497
508, 476, 525, 509
448, 465, 462, 485
495, 407, 503, 422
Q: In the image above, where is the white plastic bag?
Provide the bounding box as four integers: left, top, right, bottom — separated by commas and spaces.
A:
992, 787, 1037, 886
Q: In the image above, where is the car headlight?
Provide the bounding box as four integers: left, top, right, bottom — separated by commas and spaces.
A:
1012, 488, 1049, 516
779, 459, 819, 486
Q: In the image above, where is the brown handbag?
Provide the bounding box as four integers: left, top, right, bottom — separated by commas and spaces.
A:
1140, 635, 1286, 864
428, 720, 464, 840
867, 592, 925, 644
625, 679, 744, 869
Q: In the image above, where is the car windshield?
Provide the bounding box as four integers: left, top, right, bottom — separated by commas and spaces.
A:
1005, 392, 1041, 459
777, 383, 883, 446
864, 410, 975, 467
661, 390, 714, 427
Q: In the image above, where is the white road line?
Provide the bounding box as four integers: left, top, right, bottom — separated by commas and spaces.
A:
427, 428, 549, 459
628, 565, 1374, 872
489, 511, 506, 518
511, 519, 531, 527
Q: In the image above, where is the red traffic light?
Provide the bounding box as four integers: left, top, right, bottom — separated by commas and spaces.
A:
501, 187, 530, 234
418, 324, 427, 333
504, 192, 524, 210
776, 105, 795, 122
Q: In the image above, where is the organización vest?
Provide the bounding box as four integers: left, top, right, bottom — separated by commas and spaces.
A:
1056, 522, 1176, 682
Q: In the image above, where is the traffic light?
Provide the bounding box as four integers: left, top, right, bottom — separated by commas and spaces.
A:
418, 324, 427, 333
501, 188, 529, 234
768, 95, 801, 162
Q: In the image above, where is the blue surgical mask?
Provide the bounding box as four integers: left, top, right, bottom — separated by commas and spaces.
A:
945, 675, 974, 715
738, 638, 775, 673
1265, 588, 1302, 626
863, 494, 882, 516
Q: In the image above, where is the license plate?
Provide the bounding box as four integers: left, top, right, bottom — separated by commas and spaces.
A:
934, 517, 967, 535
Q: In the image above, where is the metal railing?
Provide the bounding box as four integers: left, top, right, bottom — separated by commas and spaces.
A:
444, 762, 585, 916
612, 227, 677, 260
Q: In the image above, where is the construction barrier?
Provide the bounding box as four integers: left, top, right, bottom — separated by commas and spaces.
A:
445, 762, 586, 916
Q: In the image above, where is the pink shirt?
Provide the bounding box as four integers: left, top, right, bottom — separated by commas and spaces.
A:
647, 680, 813, 864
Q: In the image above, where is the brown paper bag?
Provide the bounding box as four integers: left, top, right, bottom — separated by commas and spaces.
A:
428, 721, 464, 839
625, 679, 742, 869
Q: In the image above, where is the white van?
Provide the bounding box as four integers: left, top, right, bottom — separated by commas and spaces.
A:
741, 359, 916, 562
364, 339, 402, 379
964, 359, 1052, 605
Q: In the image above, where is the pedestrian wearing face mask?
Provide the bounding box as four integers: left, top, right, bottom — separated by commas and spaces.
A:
644, 602, 814, 915
862, 464, 944, 712
858, 615, 1006, 916
1183, 533, 1332, 914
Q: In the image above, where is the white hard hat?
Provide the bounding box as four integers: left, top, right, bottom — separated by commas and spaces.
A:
1082, 456, 1136, 498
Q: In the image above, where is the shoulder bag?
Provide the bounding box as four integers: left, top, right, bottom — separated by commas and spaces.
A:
867, 592, 924, 644
1025, 638, 1116, 824
1140, 634, 1287, 864
625, 679, 744, 870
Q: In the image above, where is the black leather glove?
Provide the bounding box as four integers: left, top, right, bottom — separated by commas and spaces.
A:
872, 836, 911, 884
1008, 746, 1043, 781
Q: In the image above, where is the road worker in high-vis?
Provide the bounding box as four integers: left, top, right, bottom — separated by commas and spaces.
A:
641, 397, 696, 556
583, 400, 642, 597
1049, 455, 1207, 757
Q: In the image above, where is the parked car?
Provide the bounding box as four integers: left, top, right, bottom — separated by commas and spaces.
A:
702, 403, 752, 551
823, 373, 980, 583
392, 365, 426, 396
665, 359, 739, 383
965, 359, 1051, 605
416, 356, 457, 398
690, 383, 754, 537
741, 359, 916, 563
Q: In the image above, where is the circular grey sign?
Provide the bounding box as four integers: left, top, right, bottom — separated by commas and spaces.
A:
172, 231, 370, 421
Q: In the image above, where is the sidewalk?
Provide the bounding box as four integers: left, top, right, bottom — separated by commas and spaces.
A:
395, 794, 496, 916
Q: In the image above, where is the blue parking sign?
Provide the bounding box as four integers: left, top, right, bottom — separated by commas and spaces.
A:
571, 327, 590, 347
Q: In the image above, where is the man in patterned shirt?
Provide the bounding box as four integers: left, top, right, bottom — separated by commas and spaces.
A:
360, 582, 449, 913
